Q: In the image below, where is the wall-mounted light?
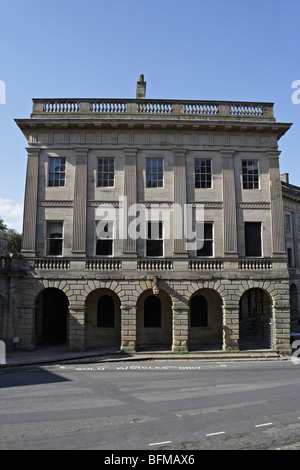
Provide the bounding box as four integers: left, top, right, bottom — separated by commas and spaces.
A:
152, 277, 160, 295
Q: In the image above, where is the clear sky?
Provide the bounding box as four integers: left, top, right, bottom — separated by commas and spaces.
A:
0, 0, 300, 232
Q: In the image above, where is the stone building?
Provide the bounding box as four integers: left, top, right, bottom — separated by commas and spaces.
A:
281, 174, 300, 334
10, 75, 293, 354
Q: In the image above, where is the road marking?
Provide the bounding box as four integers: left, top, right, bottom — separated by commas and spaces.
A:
255, 422, 273, 428
149, 441, 172, 446
206, 431, 225, 437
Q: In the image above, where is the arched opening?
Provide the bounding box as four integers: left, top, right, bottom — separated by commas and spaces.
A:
137, 289, 172, 350
188, 289, 222, 350
290, 284, 300, 332
239, 288, 272, 350
85, 289, 121, 349
35, 288, 68, 346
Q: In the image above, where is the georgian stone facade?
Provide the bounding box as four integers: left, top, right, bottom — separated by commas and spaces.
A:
281, 175, 300, 333
1, 77, 293, 354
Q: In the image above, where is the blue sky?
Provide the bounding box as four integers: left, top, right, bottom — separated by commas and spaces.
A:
0, 0, 300, 232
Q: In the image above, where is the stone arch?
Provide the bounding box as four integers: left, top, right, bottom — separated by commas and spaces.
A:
238, 287, 273, 350
35, 287, 69, 345
85, 288, 121, 349
136, 288, 172, 350
188, 288, 223, 350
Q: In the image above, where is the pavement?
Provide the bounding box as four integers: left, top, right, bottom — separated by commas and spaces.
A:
0, 344, 289, 367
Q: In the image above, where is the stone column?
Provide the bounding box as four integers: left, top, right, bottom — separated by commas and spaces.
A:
123, 148, 138, 256
121, 304, 136, 353
72, 148, 88, 255
21, 147, 40, 256
268, 153, 287, 257
222, 303, 239, 351
173, 149, 187, 256
172, 301, 189, 352
221, 150, 238, 256
68, 304, 85, 350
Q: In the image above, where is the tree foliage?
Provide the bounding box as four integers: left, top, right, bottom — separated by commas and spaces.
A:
0, 217, 22, 254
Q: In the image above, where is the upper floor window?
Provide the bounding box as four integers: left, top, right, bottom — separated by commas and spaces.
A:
285, 214, 291, 232
146, 221, 163, 257
242, 160, 259, 189
245, 222, 261, 257
146, 158, 163, 188
195, 159, 212, 188
96, 221, 113, 256
196, 222, 213, 257
48, 157, 66, 187
97, 158, 115, 187
47, 222, 63, 256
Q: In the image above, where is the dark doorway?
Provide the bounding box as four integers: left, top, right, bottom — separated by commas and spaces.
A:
97, 295, 115, 327
144, 295, 161, 327
37, 288, 68, 345
190, 295, 208, 327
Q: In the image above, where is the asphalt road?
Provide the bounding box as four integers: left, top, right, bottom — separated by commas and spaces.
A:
0, 359, 300, 451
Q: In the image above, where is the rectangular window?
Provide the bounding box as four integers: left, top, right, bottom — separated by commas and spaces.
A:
288, 248, 294, 268
146, 221, 163, 257
96, 221, 113, 256
297, 215, 300, 233
242, 160, 259, 189
97, 158, 115, 187
146, 158, 164, 188
245, 222, 261, 257
196, 222, 213, 257
47, 222, 63, 256
48, 157, 66, 187
285, 214, 291, 232
195, 159, 212, 188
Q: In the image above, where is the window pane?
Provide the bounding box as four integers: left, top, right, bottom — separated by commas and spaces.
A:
146, 158, 164, 188
242, 161, 259, 189
97, 158, 115, 187
96, 240, 113, 256
48, 157, 66, 187
195, 159, 212, 188
245, 222, 261, 257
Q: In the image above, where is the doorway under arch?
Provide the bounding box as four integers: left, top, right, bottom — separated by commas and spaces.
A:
188, 289, 223, 350
85, 288, 121, 349
239, 288, 273, 350
35, 288, 68, 345
137, 289, 172, 350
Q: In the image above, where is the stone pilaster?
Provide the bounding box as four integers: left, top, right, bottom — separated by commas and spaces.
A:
222, 303, 240, 351
72, 148, 88, 255
221, 150, 238, 256
172, 301, 189, 352
21, 147, 40, 256
120, 305, 136, 352
173, 149, 187, 256
68, 304, 85, 350
123, 148, 137, 256
268, 153, 287, 257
